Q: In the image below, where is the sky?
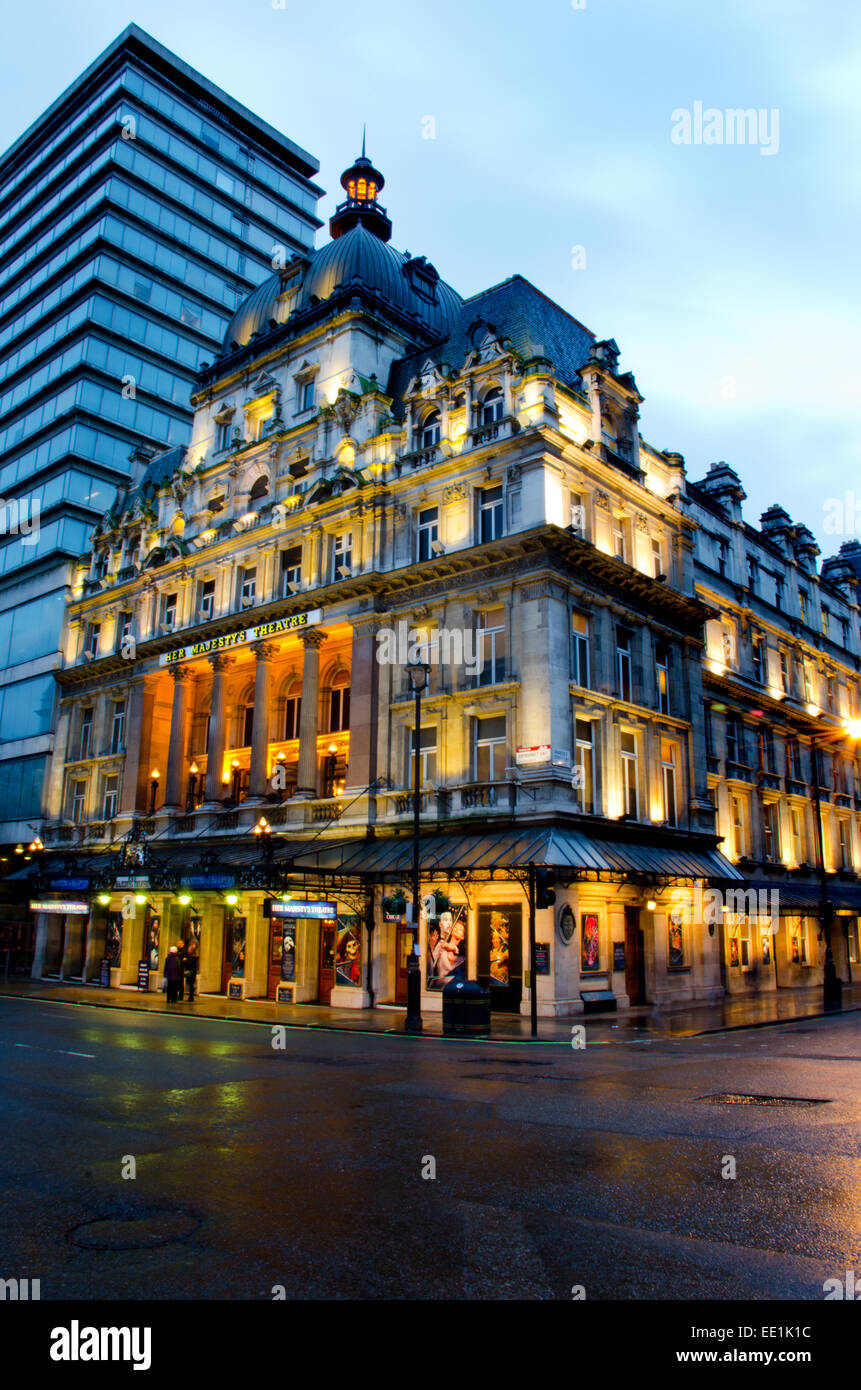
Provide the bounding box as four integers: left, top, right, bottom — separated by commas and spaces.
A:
1, 0, 859, 554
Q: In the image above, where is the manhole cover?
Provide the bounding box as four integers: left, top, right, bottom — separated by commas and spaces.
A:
696, 1092, 830, 1107
68, 1209, 201, 1251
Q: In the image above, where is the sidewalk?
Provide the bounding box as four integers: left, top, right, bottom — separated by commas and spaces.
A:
1, 976, 859, 1042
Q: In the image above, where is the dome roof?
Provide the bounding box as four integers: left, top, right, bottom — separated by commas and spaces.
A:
220, 149, 462, 354
221, 226, 461, 352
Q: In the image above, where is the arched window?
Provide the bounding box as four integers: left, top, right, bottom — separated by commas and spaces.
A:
419, 409, 441, 450
453, 392, 466, 410
367, 182, 377, 200
249, 475, 269, 502
347, 180, 356, 198
481, 387, 504, 424
284, 682, 302, 741
357, 178, 367, 200
329, 673, 351, 733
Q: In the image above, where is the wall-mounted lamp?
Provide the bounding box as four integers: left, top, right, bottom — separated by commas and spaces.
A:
149, 768, 160, 815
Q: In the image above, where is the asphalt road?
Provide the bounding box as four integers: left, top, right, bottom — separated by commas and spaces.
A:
1, 996, 859, 1300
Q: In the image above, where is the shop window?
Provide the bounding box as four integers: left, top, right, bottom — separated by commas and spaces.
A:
790, 919, 809, 965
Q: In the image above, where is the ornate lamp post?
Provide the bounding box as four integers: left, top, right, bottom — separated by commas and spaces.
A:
148, 769, 160, 815
405, 659, 431, 1033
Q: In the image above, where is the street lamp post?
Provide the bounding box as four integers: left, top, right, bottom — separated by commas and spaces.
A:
405, 659, 431, 1034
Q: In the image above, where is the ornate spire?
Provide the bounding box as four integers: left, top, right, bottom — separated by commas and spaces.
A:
329, 145, 392, 243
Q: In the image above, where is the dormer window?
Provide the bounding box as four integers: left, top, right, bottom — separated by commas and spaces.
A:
481, 387, 504, 425
418, 409, 441, 450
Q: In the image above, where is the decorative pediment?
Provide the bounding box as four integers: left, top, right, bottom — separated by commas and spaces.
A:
243, 372, 279, 408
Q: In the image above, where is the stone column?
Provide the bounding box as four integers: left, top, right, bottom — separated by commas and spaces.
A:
204, 655, 231, 805
294, 630, 326, 799
345, 619, 379, 808
164, 667, 192, 810
248, 642, 277, 800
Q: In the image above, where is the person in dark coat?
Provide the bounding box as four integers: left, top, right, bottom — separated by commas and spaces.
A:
163, 946, 181, 1004
175, 939, 187, 1000
184, 937, 199, 1003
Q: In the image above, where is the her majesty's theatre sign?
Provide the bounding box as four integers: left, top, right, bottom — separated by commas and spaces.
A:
159, 610, 322, 666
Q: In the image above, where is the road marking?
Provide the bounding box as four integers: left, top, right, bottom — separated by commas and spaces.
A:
14, 1043, 33, 1048
58, 1050, 96, 1058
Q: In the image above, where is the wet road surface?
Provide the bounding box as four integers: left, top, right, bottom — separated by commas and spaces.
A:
1, 996, 858, 1299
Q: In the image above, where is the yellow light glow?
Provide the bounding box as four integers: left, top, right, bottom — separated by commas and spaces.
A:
709, 660, 726, 676
98, 894, 110, 905
179, 894, 191, 906
646, 900, 657, 912
135, 894, 146, 905
225, 894, 238, 906
769, 687, 784, 701
190, 762, 199, 774
844, 719, 861, 740
807, 703, 819, 717
151, 769, 159, 780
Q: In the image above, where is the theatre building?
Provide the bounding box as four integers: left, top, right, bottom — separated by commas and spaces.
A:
29, 147, 764, 1015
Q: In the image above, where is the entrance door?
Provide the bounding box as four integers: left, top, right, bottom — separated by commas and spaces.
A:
319, 920, 336, 1004
395, 926, 413, 1004
42, 915, 66, 976
477, 905, 522, 1013
64, 914, 88, 980
221, 913, 234, 994
624, 907, 646, 1005
268, 919, 285, 999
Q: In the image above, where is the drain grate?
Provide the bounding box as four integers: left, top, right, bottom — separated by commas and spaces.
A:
696, 1092, 830, 1107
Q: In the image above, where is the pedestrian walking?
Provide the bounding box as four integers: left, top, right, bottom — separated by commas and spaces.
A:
185, 937, 199, 1003
176, 939, 187, 1001
163, 945, 181, 1004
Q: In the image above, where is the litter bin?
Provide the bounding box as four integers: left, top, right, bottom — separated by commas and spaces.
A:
442, 980, 491, 1036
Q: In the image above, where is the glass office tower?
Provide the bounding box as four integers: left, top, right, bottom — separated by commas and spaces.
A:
0, 24, 321, 844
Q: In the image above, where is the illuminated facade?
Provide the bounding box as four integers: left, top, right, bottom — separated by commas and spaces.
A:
27, 150, 857, 1014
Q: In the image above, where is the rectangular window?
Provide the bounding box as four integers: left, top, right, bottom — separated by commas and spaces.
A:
751, 632, 764, 683
474, 714, 506, 782
747, 555, 758, 591
779, 649, 790, 694
329, 685, 350, 733
80, 709, 93, 760
762, 801, 779, 862
110, 701, 125, 755
720, 620, 736, 668
802, 661, 815, 705
613, 521, 627, 563
849, 919, 860, 965
620, 730, 638, 818
726, 715, 744, 766
86, 623, 101, 659
117, 612, 133, 650
333, 532, 352, 579
717, 539, 728, 576
479, 486, 504, 543
478, 607, 506, 686
570, 493, 585, 534
617, 629, 632, 703
651, 537, 664, 578
791, 807, 804, 863
826, 675, 836, 712
102, 774, 118, 822
798, 589, 807, 623
839, 819, 850, 870
574, 719, 594, 814
655, 642, 670, 715
162, 593, 177, 630
821, 607, 829, 638
281, 545, 303, 593
705, 703, 715, 756
661, 739, 677, 826
756, 727, 774, 773
215, 420, 232, 452
417, 507, 439, 563
199, 579, 215, 621
71, 780, 86, 823
284, 692, 301, 741
240, 568, 257, 607
409, 726, 438, 786
730, 795, 745, 857
299, 379, 315, 413
572, 611, 590, 689
774, 575, 784, 609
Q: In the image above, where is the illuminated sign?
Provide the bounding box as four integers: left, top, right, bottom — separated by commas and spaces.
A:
29, 901, 89, 915
160, 610, 322, 666
269, 900, 337, 919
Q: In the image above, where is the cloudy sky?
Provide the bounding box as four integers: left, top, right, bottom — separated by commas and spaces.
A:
2, 0, 858, 552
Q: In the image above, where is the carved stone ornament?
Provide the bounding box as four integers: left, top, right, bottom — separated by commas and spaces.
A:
635, 513, 649, 533
507, 464, 522, 484
443, 484, 466, 505
594, 490, 611, 511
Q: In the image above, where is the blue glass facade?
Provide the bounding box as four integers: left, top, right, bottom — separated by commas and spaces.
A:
0, 24, 321, 834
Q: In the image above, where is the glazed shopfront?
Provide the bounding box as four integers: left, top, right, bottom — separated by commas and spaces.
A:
25, 823, 743, 1014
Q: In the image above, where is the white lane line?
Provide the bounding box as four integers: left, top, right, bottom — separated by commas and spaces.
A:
14, 1043, 33, 1048
57, 1050, 96, 1058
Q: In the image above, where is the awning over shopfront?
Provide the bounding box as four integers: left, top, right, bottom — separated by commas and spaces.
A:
744, 878, 861, 912
18, 824, 741, 887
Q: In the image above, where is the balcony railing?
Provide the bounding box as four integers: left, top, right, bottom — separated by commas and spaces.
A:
460, 782, 513, 810
726, 761, 754, 782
